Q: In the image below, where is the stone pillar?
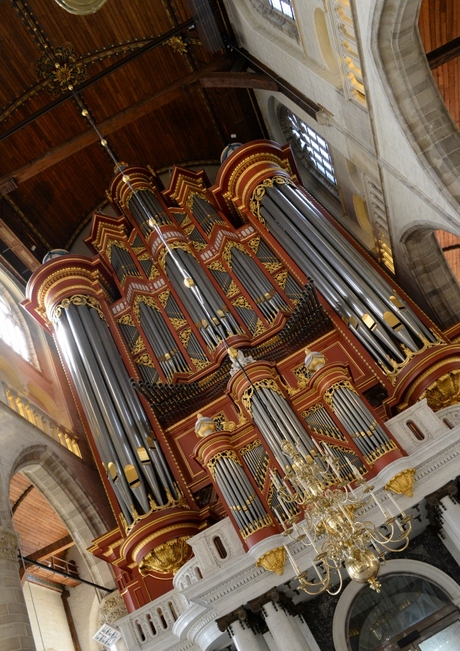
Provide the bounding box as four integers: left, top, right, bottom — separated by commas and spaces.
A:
0, 527, 36, 651
229, 617, 266, 651
439, 496, 460, 565
262, 599, 311, 651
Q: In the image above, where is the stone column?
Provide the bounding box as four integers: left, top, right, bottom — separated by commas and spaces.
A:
262, 599, 312, 651
439, 496, 460, 565
229, 617, 266, 651
0, 527, 36, 651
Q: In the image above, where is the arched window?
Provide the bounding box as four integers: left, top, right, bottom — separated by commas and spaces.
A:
281, 107, 338, 189
266, 0, 295, 20
0, 291, 29, 361
248, 0, 298, 40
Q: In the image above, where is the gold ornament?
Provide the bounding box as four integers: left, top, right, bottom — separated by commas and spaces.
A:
256, 547, 286, 575
425, 370, 460, 411
385, 468, 416, 497
139, 536, 192, 576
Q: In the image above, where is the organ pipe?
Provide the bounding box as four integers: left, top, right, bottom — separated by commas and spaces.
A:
54, 300, 177, 516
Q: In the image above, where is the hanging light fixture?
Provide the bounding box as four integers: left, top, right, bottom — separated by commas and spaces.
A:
271, 440, 412, 594
54, 0, 109, 15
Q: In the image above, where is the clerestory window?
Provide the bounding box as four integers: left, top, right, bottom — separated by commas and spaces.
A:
248, 0, 298, 40
267, 0, 295, 20
286, 111, 337, 186
0, 293, 29, 361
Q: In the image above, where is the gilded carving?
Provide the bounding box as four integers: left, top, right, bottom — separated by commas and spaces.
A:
192, 358, 210, 371
135, 353, 157, 367
139, 536, 193, 576
162, 35, 189, 54
53, 294, 105, 322
274, 270, 288, 290
133, 294, 159, 320
131, 336, 145, 356
385, 469, 416, 497
241, 378, 282, 415
250, 175, 294, 222
424, 370, 460, 411
34, 42, 88, 96
256, 547, 286, 575
222, 241, 248, 267
323, 380, 356, 408
158, 241, 193, 270
247, 237, 260, 255
118, 314, 135, 326
106, 238, 129, 261
207, 449, 241, 478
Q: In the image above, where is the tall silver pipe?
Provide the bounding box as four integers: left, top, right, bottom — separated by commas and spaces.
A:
87, 308, 176, 503
279, 184, 436, 343
65, 305, 151, 513
55, 317, 135, 521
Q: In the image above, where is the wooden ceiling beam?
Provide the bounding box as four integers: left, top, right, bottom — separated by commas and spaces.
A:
200, 72, 279, 91
24, 535, 75, 563
427, 37, 460, 69
0, 56, 229, 193
0, 19, 195, 143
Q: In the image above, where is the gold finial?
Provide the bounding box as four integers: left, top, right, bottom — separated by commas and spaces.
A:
228, 347, 238, 358
184, 277, 194, 288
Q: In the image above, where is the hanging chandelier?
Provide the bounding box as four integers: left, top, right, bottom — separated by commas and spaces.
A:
54, 0, 108, 15
271, 440, 412, 594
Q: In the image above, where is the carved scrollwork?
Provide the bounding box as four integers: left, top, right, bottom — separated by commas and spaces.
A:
52, 294, 105, 322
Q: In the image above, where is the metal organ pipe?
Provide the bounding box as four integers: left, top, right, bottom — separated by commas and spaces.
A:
64, 305, 151, 513
87, 307, 177, 500
259, 201, 398, 370
54, 317, 135, 523
55, 301, 177, 515
261, 193, 408, 366
260, 183, 436, 367
281, 183, 435, 344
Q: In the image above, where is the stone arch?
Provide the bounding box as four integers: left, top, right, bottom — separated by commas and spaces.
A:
402, 226, 460, 328
372, 0, 460, 224
332, 559, 460, 651
10, 444, 115, 590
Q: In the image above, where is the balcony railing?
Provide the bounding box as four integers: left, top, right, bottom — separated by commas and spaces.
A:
1, 381, 81, 457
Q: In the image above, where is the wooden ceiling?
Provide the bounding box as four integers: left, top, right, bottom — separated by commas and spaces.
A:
419, 0, 460, 127
0, 0, 265, 279
10, 471, 79, 591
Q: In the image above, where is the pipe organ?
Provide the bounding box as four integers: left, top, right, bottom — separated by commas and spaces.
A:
23, 140, 460, 611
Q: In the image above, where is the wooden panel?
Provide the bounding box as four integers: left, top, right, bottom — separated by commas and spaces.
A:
10, 472, 70, 558
0, 0, 264, 268
419, 0, 460, 129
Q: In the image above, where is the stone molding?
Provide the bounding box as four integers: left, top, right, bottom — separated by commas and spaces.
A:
0, 527, 18, 561
99, 592, 128, 625
372, 0, 460, 224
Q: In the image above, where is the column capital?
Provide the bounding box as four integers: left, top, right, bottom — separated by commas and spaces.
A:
216, 607, 249, 632
0, 527, 18, 561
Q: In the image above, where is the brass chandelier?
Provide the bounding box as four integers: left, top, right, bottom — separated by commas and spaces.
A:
271, 440, 412, 594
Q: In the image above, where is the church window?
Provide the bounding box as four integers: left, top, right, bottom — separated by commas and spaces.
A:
286, 110, 337, 186
0, 293, 29, 361
248, 0, 298, 40
266, 0, 295, 20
